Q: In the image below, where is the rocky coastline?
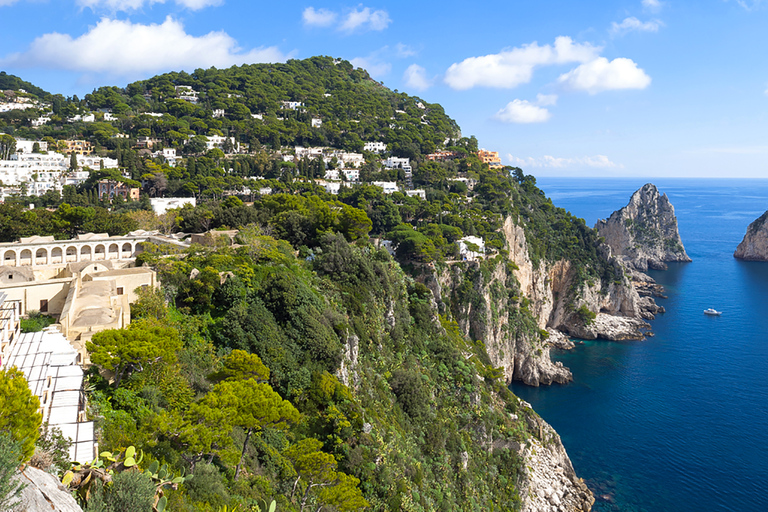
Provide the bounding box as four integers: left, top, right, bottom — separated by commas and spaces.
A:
734, 210, 768, 260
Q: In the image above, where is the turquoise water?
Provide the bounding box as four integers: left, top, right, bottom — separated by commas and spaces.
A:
510, 178, 768, 511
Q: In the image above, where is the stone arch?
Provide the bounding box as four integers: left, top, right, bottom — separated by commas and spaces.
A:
108, 243, 119, 260
66, 246, 78, 262
94, 244, 106, 261
19, 249, 32, 266
51, 247, 63, 264
3, 250, 17, 266
121, 242, 132, 258
35, 248, 48, 265
80, 245, 92, 261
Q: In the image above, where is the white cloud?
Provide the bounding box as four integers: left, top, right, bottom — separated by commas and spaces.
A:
0, 0, 21, 6
350, 55, 391, 78
1, 17, 288, 76
340, 6, 391, 32
732, 0, 765, 10
403, 64, 432, 91
77, 0, 222, 11
611, 17, 663, 35
558, 57, 651, 94
508, 154, 622, 169
536, 93, 558, 106
495, 99, 551, 123
302, 7, 337, 27
396, 43, 417, 58
444, 36, 601, 90
642, 0, 663, 11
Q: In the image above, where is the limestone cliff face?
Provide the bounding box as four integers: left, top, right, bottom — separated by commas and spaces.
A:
419, 215, 656, 387
595, 183, 690, 271
734, 211, 768, 260
517, 403, 595, 512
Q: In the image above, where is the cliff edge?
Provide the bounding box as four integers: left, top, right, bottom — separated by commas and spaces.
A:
734, 211, 768, 260
595, 183, 690, 271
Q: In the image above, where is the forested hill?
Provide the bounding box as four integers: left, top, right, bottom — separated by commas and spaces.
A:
1, 56, 459, 158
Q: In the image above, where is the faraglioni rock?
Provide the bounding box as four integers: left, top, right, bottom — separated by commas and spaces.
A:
734, 211, 768, 260
595, 183, 691, 271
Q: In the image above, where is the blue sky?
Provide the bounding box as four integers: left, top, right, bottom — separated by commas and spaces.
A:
1, 0, 767, 178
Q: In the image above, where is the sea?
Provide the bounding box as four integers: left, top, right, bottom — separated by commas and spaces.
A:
509, 178, 768, 512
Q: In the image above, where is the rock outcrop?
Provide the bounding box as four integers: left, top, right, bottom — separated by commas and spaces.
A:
9, 466, 83, 512
517, 403, 595, 512
595, 183, 690, 271
734, 211, 768, 260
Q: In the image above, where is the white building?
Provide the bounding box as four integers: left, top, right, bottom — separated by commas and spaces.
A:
311, 118, 323, 128
205, 135, 239, 152
458, 236, 485, 261
31, 116, 50, 127
14, 139, 48, 153
103, 112, 117, 121
364, 141, 387, 153
175, 86, 199, 104
150, 197, 196, 215
280, 101, 305, 110
405, 189, 426, 200
337, 152, 364, 168
342, 169, 359, 182
0, 153, 118, 196
383, 156, 412, 178
295, 146, 325, 159
324, 170, 340, 180
68, 114, 95, 123
372, 181, 398, 194
212, 109, 225, 118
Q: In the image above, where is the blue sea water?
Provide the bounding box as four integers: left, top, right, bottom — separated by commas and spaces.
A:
510, 178, 768, 512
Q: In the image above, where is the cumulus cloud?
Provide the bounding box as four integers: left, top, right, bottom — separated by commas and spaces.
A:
396, 43, 417, 58
611, 17, 663, 35
302, 7, 337, 27
77, 0, 222, 11
302, 5, 391, 33
444, 36, 601, 90
495, 100, 551, 123
340, 6, 391, 32
642, 0, 663, 11
403, 64, 432, 91
558, 57, 651, 94
508, 154, 622, 169
1, 17, 288, 76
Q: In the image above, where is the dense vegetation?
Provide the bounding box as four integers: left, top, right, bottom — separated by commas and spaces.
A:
0, 59, 622, 510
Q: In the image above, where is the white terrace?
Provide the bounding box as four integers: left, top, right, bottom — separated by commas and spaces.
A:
0, 233, 147, 268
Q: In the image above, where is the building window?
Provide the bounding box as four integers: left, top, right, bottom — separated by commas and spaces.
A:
117, 287, 124, 295
40, 299, 48, 313
7, 275, 11, 280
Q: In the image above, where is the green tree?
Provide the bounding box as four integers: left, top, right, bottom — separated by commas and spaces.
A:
200, 379, 300, 479
0, 433, 25, 511
284, 438, 368, 512
0, 134, 15, 160
208, 350, 270, 384
86, 320, 182, 388
0, 367, 42, 461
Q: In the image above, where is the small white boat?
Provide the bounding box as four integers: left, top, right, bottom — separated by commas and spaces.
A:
703, 308, 722, 316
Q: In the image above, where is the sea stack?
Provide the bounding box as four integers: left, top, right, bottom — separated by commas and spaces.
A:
734, 211, 768, 260
595, 183, 691, 271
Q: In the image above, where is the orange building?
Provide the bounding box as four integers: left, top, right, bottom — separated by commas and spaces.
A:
477, 149, 503, 169
65, 140, 93, 155
426, 150, 462, 162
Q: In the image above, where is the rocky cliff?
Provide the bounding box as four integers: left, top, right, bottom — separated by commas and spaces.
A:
418, 215, 658, 388
595, 183, 690, 271
734, 211, 768, 260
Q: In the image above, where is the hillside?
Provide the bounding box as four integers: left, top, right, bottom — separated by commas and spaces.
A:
0, 58, 663, 511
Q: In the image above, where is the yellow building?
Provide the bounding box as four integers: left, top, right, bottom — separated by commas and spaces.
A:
477, 149, 504, 169
64, 140, 93, 155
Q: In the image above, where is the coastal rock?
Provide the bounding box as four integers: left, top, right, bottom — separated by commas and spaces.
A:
567, 312, 651, 341
595, 183, 690, 271
734, 211, 768, 260
517, 405, 595, 512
